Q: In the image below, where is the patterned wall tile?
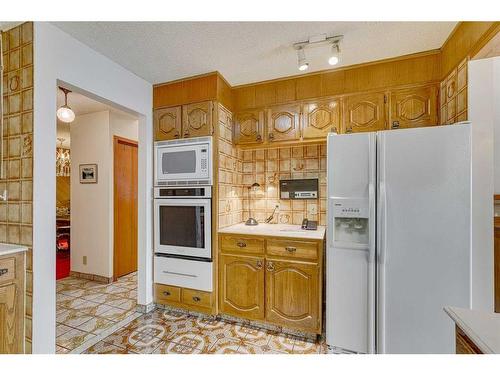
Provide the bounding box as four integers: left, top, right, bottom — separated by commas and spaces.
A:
1, 22, 33, 353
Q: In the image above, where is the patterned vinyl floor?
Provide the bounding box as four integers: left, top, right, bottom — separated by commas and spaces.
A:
56, 272, 140, 353
84, 309, 328, 354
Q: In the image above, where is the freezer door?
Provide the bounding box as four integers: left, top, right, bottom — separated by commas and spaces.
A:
326, 132, 376, 353
377, 124, 471, 353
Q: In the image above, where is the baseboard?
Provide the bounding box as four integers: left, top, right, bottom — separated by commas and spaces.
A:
69, 271, 113, 284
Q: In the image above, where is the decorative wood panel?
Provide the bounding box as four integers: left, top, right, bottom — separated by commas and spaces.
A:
343, 92, 387, 133
439, 58, 468, 125
182, 101, 213, 138
265, 259, 320, 332
302, 99, 340, 139
233, 110, 264, 145
154, 106, 182, 141
0, 252, 25, 354
219, 254, 265, 320
390, 85, 438, 129
267, 104, 301, 142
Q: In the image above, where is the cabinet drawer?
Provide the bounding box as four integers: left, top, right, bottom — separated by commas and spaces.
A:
220, 235, 264, 255
266, 239, 318, 261
0, 257, 16, 285
182, 288, 212, 309
155, 284, 181, 304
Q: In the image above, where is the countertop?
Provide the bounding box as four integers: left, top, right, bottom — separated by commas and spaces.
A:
444, 306, 500, 354
218, 223, 326, 240
0, 243, 28, 257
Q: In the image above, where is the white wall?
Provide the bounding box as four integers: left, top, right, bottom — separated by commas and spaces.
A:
34, 22, 153, 353
468, 57, 496, 311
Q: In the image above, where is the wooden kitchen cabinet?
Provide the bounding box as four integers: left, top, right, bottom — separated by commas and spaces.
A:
182, 101, 213, 138
233, 109, 265, 145
154, 106, 182, 141
302, 99, 340, 139
218, 233, 323, 334
389, 85, 438, 129
219, 254, 265, 320
440, 58, 468, 125
267, 104, 301, 142
0, 252, 25, 354
343, 92, 387, 133
265, 259, 320, 332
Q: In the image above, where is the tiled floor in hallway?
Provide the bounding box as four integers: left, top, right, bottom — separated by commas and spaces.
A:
56, 272, 140, 353
84, 309, 328, 354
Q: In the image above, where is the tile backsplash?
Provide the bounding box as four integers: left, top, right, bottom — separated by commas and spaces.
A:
240, 144, 327, 226
217, 104, 327, 229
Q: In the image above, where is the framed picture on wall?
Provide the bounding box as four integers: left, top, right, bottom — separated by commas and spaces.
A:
79, 164, 98, 184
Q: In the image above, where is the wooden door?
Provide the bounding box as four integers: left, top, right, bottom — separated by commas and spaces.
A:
265, 259, 320, 332
389, 85, 438, 129
495, 228, 500, 313
0, 253, 24, 353
219, 254, 265, 320
302, 99, 340, 139
233, 110, 265, 145
182, 101, 213, 138
113, 137, 138, 279
154, 106, 182, 141
343, 92, 387, 133
267, 104, 301, 142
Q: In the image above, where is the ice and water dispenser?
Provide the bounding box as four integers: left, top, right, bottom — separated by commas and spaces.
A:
331, 198, 369, 246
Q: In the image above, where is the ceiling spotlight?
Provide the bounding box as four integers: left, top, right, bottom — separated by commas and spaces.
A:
328, 43, 340, 66
297, 47, 309, 71
57, 87, 75, 123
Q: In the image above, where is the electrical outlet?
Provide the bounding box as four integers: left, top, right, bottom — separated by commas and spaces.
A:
308, 204, 318, 216
83, 256, 87, 265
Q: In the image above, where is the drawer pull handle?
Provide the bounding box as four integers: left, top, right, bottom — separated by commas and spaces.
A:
0, 268, 8, 276
236, 241, 247, 248
285, 246, 297, 253
192, 296, 201, 302
256, 260, 263, 269
266, 261, 275, 272
162, 291, 171, 296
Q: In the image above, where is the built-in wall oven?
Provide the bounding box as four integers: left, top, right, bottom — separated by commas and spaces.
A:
154, 186, 211, 260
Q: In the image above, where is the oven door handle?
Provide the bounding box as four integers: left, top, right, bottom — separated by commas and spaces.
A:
162, 270, 197, 278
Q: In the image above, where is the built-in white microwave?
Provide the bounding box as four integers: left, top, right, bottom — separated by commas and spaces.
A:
154, 137, 212, 186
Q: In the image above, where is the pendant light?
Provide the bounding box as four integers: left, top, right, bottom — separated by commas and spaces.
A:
57, 87, 75, 123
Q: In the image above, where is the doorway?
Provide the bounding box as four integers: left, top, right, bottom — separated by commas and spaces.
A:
113, 136, 138, 280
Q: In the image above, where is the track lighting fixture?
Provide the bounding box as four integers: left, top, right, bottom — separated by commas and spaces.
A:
57, 87, 75, 123
328, 43, 340, 66
297, 47, 309, 71
293, 34, 343, 71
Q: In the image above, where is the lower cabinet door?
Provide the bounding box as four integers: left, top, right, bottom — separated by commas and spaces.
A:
219, 254, 265, 320
265, 259, 320, 332
0, 283, 22, 353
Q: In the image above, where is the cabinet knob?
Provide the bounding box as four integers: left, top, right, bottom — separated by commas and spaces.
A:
392, 121, 400, 129
192, 296, 201, 302
184, 132, 190, 137
236, 241, 247, 248
268, 133, 274, 140
174, 132, 180, 138
256, 260, 263, 269
285, 246, 297, 253
256, 134, 262, 141
0, 268, 8, 276
266, 261, 275, 272
162, 291, 171, 296
346, 127, 353, 134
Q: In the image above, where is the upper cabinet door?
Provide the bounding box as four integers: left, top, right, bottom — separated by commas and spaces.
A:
154, 106, 182, 141
389, 85, 438, 129
233, 109, 265, 145
302, 99, 340, 139
182, 101, 213, 138
343, 92, 387, 133
267, 104, 301, 142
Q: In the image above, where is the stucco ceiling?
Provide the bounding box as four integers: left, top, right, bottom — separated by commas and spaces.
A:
51, 21, 457, 86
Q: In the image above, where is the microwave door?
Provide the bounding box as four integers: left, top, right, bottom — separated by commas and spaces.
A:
154, 199, 212, 259
156, 144, 208, 181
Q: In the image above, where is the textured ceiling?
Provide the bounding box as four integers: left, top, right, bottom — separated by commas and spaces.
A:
53, 22, 456, 86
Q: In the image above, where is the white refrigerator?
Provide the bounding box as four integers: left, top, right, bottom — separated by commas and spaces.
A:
326, 124, 472, 354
